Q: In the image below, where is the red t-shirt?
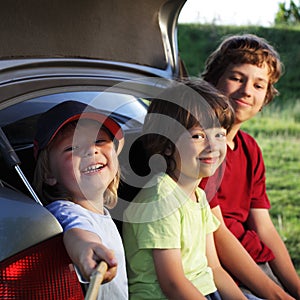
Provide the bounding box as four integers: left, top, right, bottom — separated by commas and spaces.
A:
200, 130, 275, 263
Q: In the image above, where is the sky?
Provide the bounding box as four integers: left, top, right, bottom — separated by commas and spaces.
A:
178, 0, 282, 27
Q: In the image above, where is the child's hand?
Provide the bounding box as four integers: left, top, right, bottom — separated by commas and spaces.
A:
88, 242, 118, 283
63, 228, 118, 282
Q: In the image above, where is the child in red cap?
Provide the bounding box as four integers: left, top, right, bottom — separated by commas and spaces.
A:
33, 100, 128, 299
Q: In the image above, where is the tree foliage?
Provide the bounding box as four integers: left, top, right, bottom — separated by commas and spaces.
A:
275, 1, 300, 25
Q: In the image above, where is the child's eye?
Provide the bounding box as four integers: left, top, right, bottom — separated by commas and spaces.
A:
255, 83, 266, 90
64, 145, 79, 152
95, 138, 110, 145
192, 133, 206, 140
215, 132, 226, 139
230, 76, 242, 82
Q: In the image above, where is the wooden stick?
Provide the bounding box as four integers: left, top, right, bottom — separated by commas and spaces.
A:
85, 261, 108, 300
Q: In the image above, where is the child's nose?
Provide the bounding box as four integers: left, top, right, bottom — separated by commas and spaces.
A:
206, 136, 221, 151
206, 140, 217, 151
84, 144, 98, 157
240, 81, 252, 97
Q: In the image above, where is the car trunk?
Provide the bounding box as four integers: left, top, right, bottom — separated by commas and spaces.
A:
0, 0, 186, 76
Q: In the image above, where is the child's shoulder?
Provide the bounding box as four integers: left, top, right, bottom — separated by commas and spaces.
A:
238, 130, 260, 148
46, 200, 85, 218
132, 173, 174, 201
46, 199, 74, 210
124, 173, 184, 223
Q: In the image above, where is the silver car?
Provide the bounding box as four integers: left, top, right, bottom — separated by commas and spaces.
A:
0, 0, 187, 298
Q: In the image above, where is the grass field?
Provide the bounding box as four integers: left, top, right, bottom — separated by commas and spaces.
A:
241, 105, 300, 275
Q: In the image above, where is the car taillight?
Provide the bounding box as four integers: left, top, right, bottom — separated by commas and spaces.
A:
0, 234, 84, 300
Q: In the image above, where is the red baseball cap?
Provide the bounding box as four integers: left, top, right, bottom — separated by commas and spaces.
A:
34, 100, 124, 159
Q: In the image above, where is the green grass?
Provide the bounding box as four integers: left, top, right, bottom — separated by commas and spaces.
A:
241, 105, 300, 274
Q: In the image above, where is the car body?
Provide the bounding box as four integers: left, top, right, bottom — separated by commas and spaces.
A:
0, 0, 187, 298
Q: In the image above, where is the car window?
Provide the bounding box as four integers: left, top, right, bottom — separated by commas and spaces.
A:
0, 91, 148, 149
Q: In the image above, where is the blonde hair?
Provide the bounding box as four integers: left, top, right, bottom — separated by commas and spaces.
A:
202, 34, 283, 105
33, 121, 120, 209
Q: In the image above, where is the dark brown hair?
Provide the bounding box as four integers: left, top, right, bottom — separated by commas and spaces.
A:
142, 78, 234, 175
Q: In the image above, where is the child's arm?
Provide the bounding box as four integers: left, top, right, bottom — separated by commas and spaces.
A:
63, 228, 118, 282
248, 208, 300, 299
206, 231, 247, 300
152, 248, 206, 300
213, 205, 295, 299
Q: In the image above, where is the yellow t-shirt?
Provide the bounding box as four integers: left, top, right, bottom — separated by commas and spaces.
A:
123, 173, 220, 299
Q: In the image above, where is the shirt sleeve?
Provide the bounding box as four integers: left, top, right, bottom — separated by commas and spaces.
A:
46, 201, 94, 232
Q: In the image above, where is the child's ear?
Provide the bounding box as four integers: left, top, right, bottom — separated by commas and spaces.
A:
44, 173, 57, 186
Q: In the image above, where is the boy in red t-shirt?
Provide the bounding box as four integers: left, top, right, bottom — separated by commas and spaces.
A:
200, 34, 300, 299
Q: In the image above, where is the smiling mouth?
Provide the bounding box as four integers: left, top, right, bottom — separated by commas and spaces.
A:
235, 98, 251, 107
82, 163, 105, 174
199, 157, 219, 164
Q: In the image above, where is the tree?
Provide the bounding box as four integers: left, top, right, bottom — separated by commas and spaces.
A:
275, 0, 300, 25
